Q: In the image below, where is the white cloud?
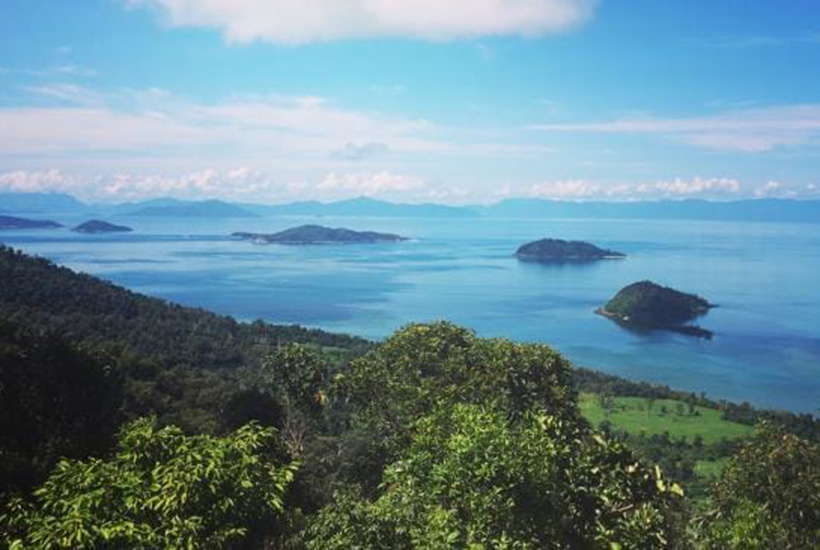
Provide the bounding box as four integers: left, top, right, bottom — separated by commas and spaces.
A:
0, 167, 436, 203
23, 83, 106, 106
0, 87, 444, 160
752, 180, 820, 199
53, 65, 97, 77
529, 105, 820, 152
0, 169, 74, 193
332, 141, 390, 161
130, 0, 597, 44
0, 84, 551, 170
512, 179, 603, 199
637, 177, 741, 197
318, 171, 425, 196
4, 168, 819, 203
492, 177, 747, 201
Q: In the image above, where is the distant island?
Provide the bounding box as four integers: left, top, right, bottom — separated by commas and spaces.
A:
232, 224, 408, 245
72, 220, 133, 234
0, 215, 62, 230
515, 238, 625, 262
597, 280, 714, 338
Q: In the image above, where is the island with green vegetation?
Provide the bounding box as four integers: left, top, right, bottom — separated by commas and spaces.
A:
515, 238, 625, 262
72, 219, 133, 234
0, 215, 62, 230
232, 224, 408, 245
597, 280, 714, 338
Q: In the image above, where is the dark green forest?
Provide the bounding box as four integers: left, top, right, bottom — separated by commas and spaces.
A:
1, 245, 818, 548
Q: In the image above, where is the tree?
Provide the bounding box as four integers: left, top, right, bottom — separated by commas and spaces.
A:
697, 424, 820, 549
335, 322, 578, 454
0, 321, 122, 495
260, 344, 329, 456
1, 418, 298, 549
307, 403, 684, 549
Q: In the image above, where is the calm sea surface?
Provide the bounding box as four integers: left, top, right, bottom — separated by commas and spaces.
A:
4, 215, 819, 413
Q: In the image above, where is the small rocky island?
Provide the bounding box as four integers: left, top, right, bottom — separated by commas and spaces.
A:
232, 224, 407, 245
0, 215, 62, 230
72, 220, 133, 234
515, 238, 625, 262
597, 280, 715, 338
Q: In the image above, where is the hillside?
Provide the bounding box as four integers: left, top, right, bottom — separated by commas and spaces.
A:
0, 245, 367, 372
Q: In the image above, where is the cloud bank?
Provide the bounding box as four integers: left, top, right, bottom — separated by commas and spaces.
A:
130, 0, 598, 44
530, 105, 820, 152
3, 169, 817, 204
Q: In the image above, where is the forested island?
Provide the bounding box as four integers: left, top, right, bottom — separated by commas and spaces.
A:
598, 280, 714, 338
1, 245, 818, 548
232, 224, 408, 244
0, 215, 62, 230
515, 238, 625, 262
72, 219, 133, 233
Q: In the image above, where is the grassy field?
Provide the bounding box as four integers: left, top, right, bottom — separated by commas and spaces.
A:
579, 392, 754, 445
695, 457, 730, 480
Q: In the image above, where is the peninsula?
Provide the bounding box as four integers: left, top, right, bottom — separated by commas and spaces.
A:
72, 220, 133, 234
515, 238, 625, 262
0, 215, 62, 230
597, 280, 714, 338
232, 224, 408, 245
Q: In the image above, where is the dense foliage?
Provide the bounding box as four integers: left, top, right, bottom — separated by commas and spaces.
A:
1, 418, 297, 549
0, 245, 368, 373
696, 425, 820, 548
306, 323, 686, 548
0, 322, 122, 495
337, 322, 578, 450
308, 404, 684, 549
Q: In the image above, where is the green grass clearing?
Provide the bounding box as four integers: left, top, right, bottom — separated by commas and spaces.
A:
579, 392, 754, 444
695, 457, 730, 480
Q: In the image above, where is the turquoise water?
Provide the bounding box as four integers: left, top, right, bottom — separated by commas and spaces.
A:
3, 215, 819, 413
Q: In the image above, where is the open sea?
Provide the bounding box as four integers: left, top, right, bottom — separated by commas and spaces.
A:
3, 214, 819, 413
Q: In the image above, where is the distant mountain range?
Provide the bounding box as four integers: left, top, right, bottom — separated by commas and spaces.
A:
474, 198, 820, 223
0, 192, 86, 214
238, 197, 475, 218
126, 199, 257, 218
1, 192, 819, 223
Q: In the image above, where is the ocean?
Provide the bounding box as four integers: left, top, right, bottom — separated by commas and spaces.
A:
4, 214, 819, 413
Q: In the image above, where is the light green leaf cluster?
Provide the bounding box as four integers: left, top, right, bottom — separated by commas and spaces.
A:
307, 403, 683, 549
1, 418, 298, 549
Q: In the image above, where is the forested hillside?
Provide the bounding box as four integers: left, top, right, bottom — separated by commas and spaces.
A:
0, 245, 368, 371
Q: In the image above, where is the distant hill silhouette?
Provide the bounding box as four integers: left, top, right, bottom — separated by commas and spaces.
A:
127, 199, 257, 218
0, 215, 62, 230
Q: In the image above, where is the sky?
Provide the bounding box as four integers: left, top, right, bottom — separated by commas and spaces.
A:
0, 0, 819, 204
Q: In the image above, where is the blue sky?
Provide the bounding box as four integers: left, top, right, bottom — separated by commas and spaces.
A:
0, 0, 818, 203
